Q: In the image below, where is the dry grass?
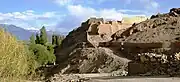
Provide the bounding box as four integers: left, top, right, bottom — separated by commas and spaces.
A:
0, 28, 37, 82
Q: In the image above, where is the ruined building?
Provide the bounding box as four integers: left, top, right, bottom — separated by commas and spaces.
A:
86, 17, 134, 47
55, 9, 180, 76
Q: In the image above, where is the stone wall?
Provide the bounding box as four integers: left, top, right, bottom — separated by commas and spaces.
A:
128, 52, 180, 76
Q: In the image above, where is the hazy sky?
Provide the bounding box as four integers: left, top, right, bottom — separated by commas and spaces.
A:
0, 0, 179, 32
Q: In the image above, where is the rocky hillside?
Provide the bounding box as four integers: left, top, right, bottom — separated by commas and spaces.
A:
112, 8, 180, 43
50, 8, 180, 79
111, 8, 180, 76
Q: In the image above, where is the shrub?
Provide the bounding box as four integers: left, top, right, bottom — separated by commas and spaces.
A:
46, 43, 55, 54
29, 44, 56, 67
0, 29, 37, 81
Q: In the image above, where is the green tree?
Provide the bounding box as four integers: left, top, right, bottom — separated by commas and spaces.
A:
30, 34, 35, 44
46, 43, 54, 54
35, 33, 40, 44
29, 44, 56, 66
39, 26, 48, 45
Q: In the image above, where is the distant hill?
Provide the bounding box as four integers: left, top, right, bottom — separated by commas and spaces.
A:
0, 24, 67, 41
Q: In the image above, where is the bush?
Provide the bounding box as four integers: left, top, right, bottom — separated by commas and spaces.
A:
29, 44, 56, 67
0, 29, 37, 81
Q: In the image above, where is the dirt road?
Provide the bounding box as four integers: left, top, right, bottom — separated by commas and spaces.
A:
88, 76, 180, 82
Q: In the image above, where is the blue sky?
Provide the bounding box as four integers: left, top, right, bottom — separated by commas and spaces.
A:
0, 0, 179, 32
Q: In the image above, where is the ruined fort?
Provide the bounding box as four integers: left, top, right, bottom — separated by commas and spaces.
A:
53, 8, 180, 77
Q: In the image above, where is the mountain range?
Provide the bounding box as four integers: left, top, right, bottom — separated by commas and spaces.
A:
0, 24, 67, 41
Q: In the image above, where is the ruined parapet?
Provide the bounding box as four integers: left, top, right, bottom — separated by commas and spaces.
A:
127, 41, 180, 76
85, 17, 145, 48
97, 24, 112, 35
128, 53, 169, 76
87, 23, 99, 35
87, 17, 104, 24
88, 20, 124, 36
87, 18, 104, 35
86, 18, 125, 47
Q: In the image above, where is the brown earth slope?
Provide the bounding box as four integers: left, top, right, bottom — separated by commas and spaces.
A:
47, 8, 180, 81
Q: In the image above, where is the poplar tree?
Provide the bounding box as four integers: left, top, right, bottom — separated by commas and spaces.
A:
40, 26, 48, 45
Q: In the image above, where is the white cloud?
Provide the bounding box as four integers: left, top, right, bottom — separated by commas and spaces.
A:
67, 5, 146, 21
51, 0, 150, 33
0, 10, 64, 31
67, 5, 96, 18
67, 5, 121, 20
99, 9, 123, 20
0, 10, 60, 21
53, 4, 148, 33
0, 0, 153, 33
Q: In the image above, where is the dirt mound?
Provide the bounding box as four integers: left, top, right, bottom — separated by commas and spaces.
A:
112, 8, 180, 43
54, 48, 130, 74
